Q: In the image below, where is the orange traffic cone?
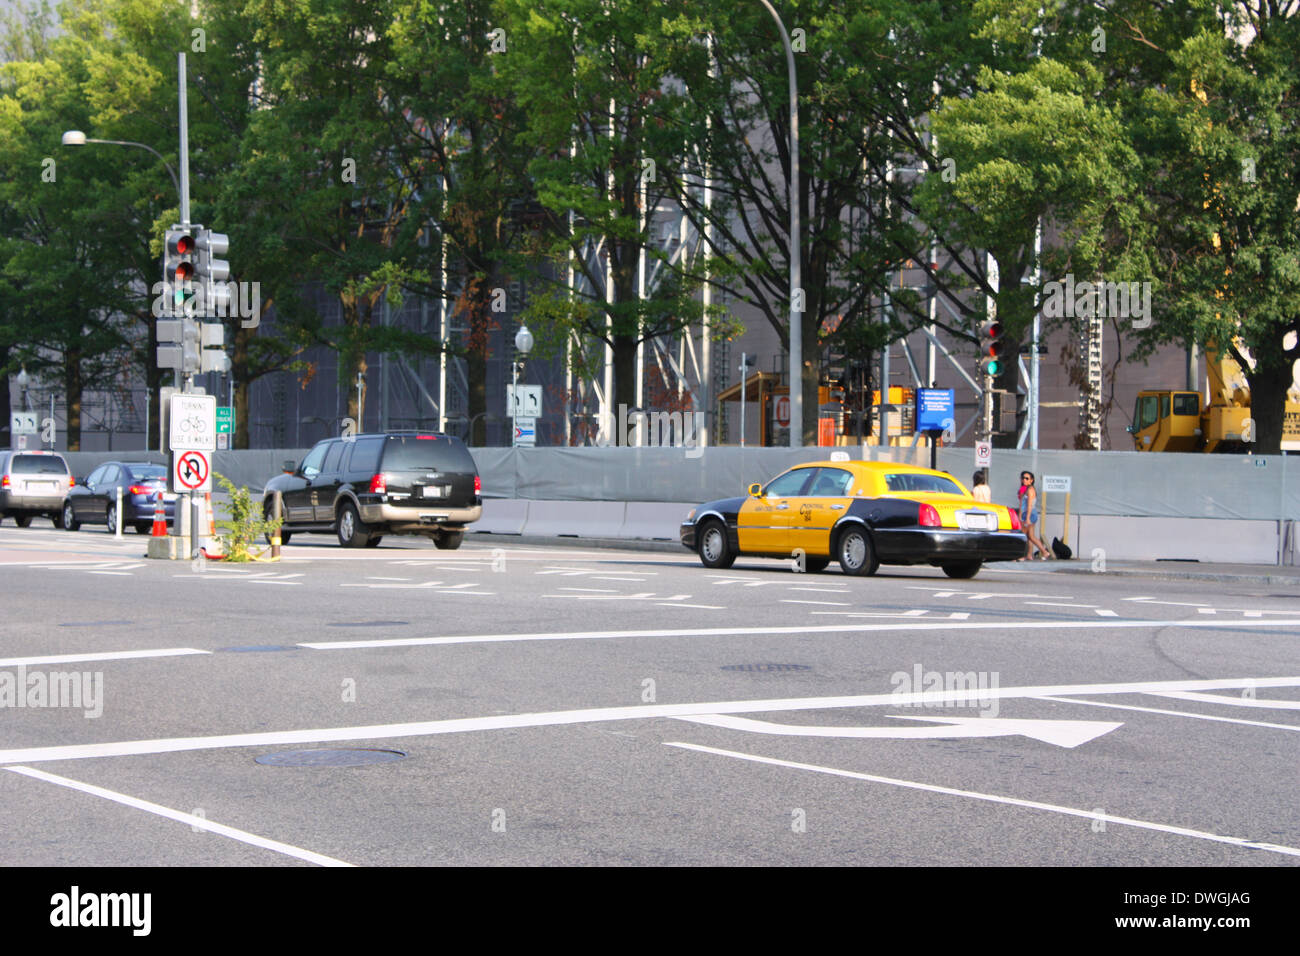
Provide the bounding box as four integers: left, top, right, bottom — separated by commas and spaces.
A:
150, 495, 168, 537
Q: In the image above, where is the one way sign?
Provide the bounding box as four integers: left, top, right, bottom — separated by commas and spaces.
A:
171, 449, 212, 493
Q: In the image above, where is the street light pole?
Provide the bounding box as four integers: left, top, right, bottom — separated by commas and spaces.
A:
756, 0, 801, 448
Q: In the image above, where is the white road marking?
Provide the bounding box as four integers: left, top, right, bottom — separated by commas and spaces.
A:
810, 610, 950, 619
907, 586, 1074, 601
1024, 601, 1099, 609
0, 648, 209, 668
341, 581, 442, 589
663, 743, 1300, 859
1148, 691, 1300, 711
676, 714, 1120, 748
1035, 696, 1300, 733
1095, 609, 1119, 616
5, 766, 353, 867
543, 592, 689, 602
1123, 597, 1210, 608
591, 576, 648, 582
556, 587, 618, 593
297, 616, 1300, 653
788, 587, 852, 594
657, 603, 724, 610
3, 675, 1297, 766
88, 571, 133, 576
781, 599, 852, 606
366, 576, 410, 582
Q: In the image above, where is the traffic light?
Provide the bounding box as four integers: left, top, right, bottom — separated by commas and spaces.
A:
200, 321, 229, 373
164, 227, 196, 316
978, 319, 1005, 377
196, 229, 231, 317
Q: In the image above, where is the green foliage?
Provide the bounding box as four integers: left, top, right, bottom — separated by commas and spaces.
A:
213, 472, 279, 562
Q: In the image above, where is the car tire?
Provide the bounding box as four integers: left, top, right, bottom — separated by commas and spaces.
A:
696, 519, 735, 570
106, 503, 118, 534
941, 560, 982, 579
14, 514, 32, 528
804, 557, 830, 573
365, 536, 383, 548
433, 531, 464, 550
134, 522, 152, 535
835, 525, 879, 576
337, 502, 370, 548
61, 502, 80, 531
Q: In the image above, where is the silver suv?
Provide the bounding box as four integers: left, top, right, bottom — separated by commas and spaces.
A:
0, 450, 73, 527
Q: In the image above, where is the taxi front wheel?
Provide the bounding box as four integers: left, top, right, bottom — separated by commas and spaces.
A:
836, 526, 879, 576
697, 520, 735, 570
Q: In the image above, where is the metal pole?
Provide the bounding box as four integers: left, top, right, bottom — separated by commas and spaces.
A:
739, 352, 747, 447
1030, 217, 1042, 449
49, 395, 54, 449
114, 486, 123, 539
271, 490, 283, 559
178, 52, 190, 227
757, 0, 801, 448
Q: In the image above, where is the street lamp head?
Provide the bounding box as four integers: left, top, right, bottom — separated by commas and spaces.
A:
61, 130, 87, 146
16, 367, 28, 388
515, 324, 534, 356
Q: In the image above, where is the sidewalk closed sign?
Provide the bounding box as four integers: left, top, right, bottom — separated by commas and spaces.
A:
1043, 475, 1071, 493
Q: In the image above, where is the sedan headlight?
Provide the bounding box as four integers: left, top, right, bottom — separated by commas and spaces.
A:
686, 509, 695, 521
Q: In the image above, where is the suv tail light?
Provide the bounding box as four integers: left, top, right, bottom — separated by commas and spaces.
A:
369, 473, 387, 494
918, 503, 942, 527
68, 476, 74, 486
474, 475, 481, 494
0, 475, 8, 488
1008, 508, 1021, 531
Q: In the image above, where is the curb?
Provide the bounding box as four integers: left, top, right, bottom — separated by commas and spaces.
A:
1052, 566, 1300, 587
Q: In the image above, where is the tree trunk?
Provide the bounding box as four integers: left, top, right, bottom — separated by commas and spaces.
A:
1245, 359, 1293, 455
463, 276, 491, 446
0, 346, 10, 448
800, 316, 818, 446
64, 352, 83, 451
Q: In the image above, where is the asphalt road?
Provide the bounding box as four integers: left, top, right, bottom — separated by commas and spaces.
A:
1, 522, 1297, 867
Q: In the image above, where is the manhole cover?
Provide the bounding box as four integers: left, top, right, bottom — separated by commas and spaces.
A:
721, 663, 811, 673
255, 748, 408, 767
327, 621, 410, 628
217, 645, 300, 653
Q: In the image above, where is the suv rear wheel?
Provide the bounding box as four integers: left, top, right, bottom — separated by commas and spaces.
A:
14, 514, 32, 528
433, 530, 464, 550
337, 501, 371, 548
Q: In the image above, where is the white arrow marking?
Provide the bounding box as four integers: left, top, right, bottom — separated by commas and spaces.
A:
675, 714, 1121, 749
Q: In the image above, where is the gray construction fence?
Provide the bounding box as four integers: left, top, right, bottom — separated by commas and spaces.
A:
52, 445, 1300, 564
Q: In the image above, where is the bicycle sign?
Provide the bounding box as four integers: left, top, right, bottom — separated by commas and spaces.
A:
169, 394, 216, 451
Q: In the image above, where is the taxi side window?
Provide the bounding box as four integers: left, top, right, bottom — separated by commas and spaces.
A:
808, 468, 853, 497
765, 469, 813, 498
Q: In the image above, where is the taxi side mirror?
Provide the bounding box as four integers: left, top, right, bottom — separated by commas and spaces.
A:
747, 482, 763, 497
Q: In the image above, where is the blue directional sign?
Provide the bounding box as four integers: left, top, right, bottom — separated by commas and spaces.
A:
916, 388, 955, 433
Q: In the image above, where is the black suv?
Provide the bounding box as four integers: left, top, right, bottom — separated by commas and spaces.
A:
264, 432, 482, 548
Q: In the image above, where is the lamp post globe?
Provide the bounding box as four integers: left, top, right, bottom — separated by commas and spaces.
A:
514, 324, 534, 356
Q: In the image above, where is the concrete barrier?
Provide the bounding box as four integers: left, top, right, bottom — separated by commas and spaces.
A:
621, 502, 692, 541
1075, 516, 1277, 563
473, 498, 530, 535
520, 500, 629, 538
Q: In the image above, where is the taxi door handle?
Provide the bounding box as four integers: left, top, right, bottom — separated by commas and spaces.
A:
776, 503, 789, 510
830, 504, 845, 510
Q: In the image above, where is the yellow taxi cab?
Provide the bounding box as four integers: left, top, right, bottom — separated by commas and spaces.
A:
679, 458, 1025, 579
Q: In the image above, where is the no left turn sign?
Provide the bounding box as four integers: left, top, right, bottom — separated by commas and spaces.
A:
173, 450, 212, 493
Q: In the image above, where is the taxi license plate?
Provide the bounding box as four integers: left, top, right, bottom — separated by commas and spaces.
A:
957, 511, 996, 531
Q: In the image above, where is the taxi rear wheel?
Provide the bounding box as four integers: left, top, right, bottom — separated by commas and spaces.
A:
835, 526, 879, 576
697, 520, 735, 570
941, 560, 982, 579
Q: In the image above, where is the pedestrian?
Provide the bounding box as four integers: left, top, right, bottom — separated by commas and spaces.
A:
970, 469, 991, 503
1017, 470, 1051, 561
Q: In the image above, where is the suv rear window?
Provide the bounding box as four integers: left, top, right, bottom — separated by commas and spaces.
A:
345, 437, 384, 475
380, 435, 476, 473
11, 454, 69, 475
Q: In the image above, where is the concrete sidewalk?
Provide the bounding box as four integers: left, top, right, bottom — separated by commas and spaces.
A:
467, 529, 1300, 586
